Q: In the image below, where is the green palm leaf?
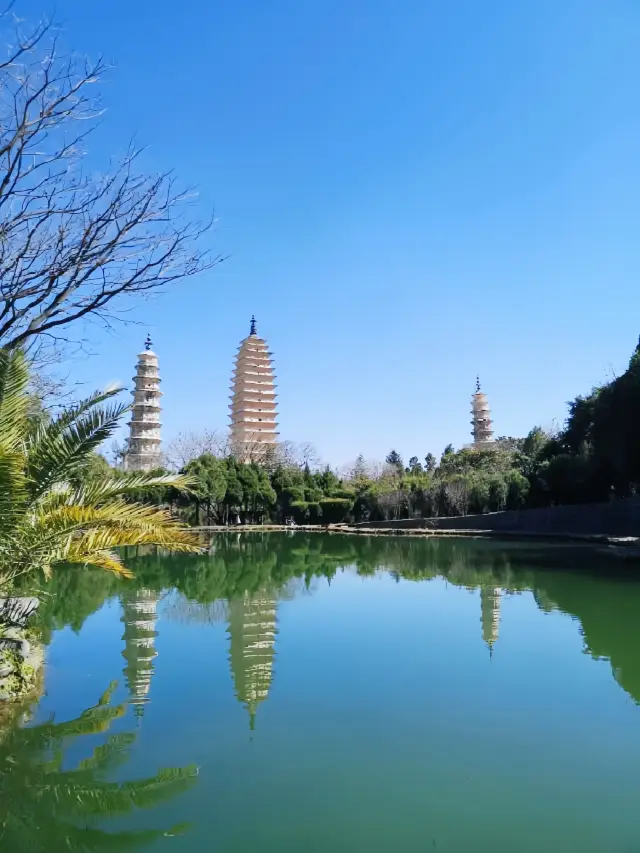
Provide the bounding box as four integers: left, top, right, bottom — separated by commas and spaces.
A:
0, 348, 30, 451
71, 470, 195, 506
26, 398, 131, 501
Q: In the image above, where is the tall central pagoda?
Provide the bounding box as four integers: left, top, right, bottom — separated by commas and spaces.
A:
229, 317, 279, 461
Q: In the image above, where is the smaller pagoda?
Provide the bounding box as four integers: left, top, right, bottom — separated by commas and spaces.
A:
125, 336, 163, 470
470, 377, 495, 448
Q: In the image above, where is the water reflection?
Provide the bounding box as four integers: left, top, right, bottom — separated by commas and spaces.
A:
6, 533, 640, 852
0, 683, 197, 852
17, 533, 640, 712
120, 588, 160, 717
228, 589, 278, 729
480, 585, 502, 657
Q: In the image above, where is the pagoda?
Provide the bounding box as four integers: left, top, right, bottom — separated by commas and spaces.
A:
229, 317, 279, 461
125, 335, 163, 470
227, 589, 278, 730
470, 377, 495, 448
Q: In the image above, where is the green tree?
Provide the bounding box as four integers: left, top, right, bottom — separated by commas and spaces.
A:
424, 453, 437, 473
408, 456, 423, 474
184, 453, 228, 524
385, 449, 404, 471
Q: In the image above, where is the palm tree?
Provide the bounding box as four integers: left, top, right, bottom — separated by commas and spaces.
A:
0, 348, 202, 585
0, 682, 197, 850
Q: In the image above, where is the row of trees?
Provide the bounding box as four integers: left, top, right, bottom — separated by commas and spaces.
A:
109, 336, 640, 527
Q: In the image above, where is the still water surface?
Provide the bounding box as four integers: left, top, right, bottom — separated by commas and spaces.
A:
4, 533, 640, 852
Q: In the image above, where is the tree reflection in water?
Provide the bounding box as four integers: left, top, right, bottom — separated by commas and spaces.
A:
13, 533, 640, 709
0, 682, 197, 852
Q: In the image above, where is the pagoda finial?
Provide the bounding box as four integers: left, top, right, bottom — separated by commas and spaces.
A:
144, 334, 153, 352
250, 315, 257, 336
476, 375, 481, 393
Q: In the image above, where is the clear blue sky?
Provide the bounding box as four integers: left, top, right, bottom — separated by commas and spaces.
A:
21, 0, 640, 466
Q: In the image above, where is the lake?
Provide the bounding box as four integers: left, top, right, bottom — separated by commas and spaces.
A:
3, 533, 640, 852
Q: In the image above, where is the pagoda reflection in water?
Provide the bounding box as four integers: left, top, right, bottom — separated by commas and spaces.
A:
480, 585, 502, 657
120, 588, 160, 718
227, 589, 278, 729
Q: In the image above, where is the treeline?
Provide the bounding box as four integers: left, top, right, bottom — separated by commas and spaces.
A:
81, 336, 640, 526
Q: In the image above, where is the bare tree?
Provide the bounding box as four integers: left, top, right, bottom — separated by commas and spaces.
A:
164, 428, 229, 469
0, 13, 219, 355
444, 478, 470, 517
276, 440, 321, 470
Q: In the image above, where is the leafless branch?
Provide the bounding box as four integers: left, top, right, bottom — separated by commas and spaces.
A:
0, 12, 220, 354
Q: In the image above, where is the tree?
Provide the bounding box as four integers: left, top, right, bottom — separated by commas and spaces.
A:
184, 453, 228, 524
407, 456, 423, 474
385, 449, 404, 471
424, 453, 437, 473
165, 429, 229, 470
276, 440, 321, 470
0, 14, 218, 357
441, 444, 454, 461
223, 458, 244, 523
0, 348, 201, 586
351, 454, 368, 480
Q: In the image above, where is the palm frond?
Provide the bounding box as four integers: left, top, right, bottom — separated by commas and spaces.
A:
0, 450, 27, 537
0, 347, 30, 451
71, 471, 196, 506
8, 501, 202, 580
26, 398, 130, 501
64, 548, 133, 579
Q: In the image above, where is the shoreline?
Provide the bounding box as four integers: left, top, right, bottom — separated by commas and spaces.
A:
193, 524, 640, 550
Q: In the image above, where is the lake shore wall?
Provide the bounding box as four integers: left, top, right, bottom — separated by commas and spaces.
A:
355, 497, 640, 537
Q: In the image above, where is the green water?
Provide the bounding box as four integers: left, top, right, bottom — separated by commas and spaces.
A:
3, 533, 640, 852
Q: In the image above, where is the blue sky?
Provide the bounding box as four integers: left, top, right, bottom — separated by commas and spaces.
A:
20, 0, 640, 466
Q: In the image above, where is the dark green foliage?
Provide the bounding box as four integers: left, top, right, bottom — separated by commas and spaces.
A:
319, 498, 353, 524
385, 449, 404, 471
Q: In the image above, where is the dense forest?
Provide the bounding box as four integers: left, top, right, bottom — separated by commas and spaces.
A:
92, 336, 640, 526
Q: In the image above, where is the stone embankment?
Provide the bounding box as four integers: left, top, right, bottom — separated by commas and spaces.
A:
0, 597, 43, 702
193, 523, 640, 555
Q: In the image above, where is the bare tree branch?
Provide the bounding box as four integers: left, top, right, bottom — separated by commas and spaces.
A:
0, 12, 220, 354
164, 428, 230, 469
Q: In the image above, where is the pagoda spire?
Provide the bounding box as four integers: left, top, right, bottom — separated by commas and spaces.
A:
250, 315, 257, 336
